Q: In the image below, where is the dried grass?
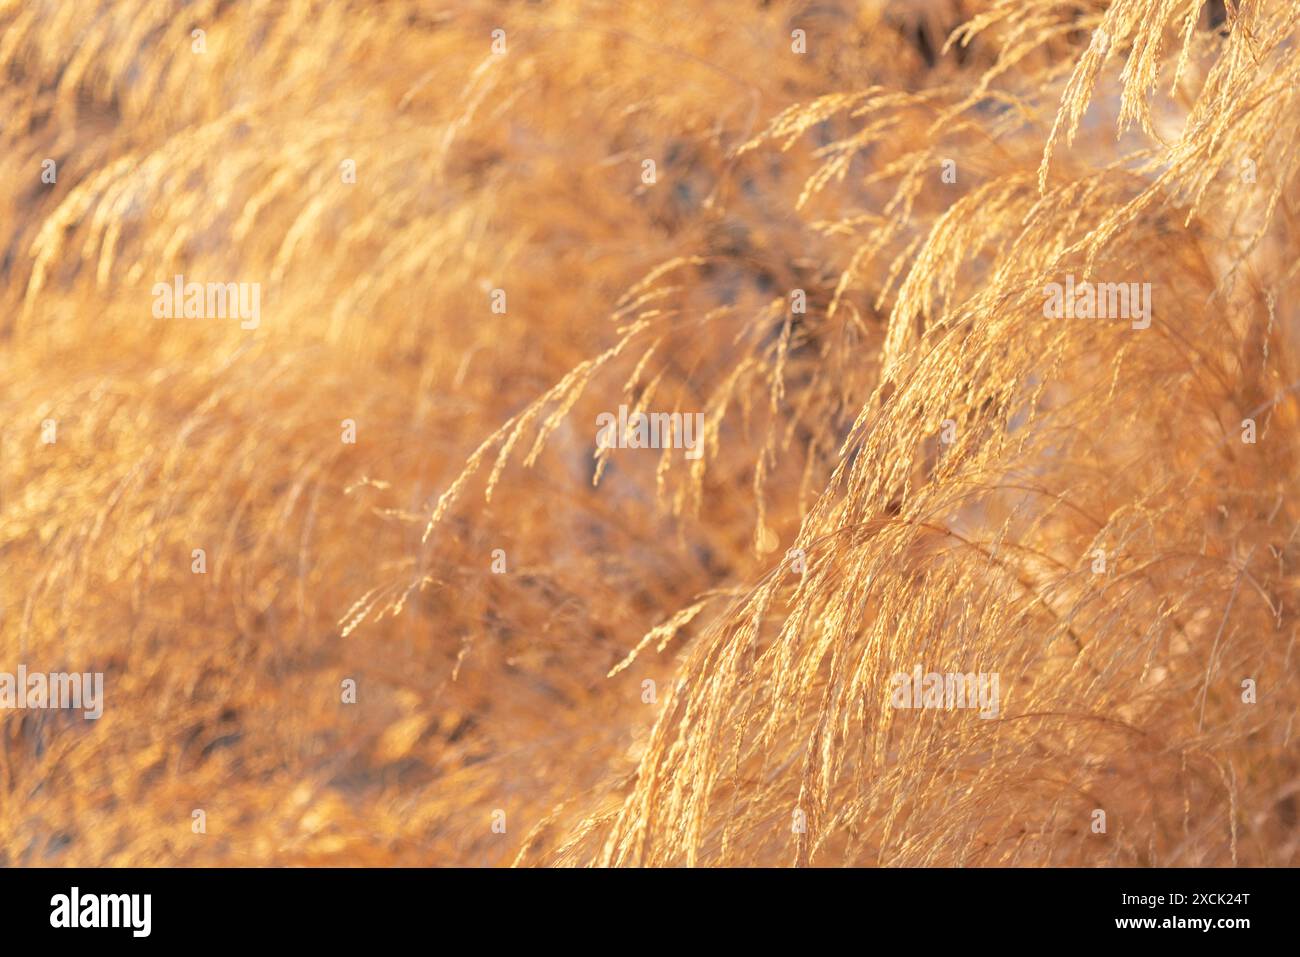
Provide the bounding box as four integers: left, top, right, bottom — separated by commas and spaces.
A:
1, 0, 1296, 866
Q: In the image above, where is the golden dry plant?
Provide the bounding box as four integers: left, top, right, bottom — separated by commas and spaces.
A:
0, 0, 1296, 867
